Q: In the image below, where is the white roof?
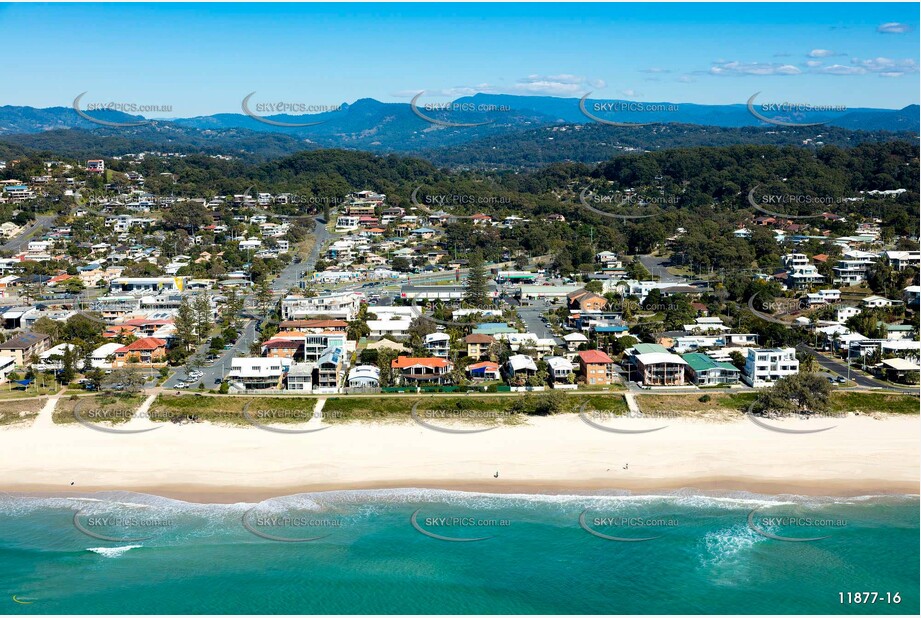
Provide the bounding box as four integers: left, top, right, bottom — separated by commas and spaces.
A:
545, 356, 575, 371
635, 352, 688, 366
563, 332, 589, 342
507, 354, 538, 372
881, 358, 920, 371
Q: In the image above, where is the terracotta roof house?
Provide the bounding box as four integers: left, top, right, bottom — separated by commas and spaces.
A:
113, 337, 167, 366
390, 356, 454, 385
465, 333, 495, 359
467, 361, 500, 380
577, 349, 617, 385
567, 289, 607, 312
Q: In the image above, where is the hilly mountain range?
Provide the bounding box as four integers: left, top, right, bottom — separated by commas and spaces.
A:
0, 94, 916, 168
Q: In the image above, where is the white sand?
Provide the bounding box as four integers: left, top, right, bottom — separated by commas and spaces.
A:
2, 402, 918, 501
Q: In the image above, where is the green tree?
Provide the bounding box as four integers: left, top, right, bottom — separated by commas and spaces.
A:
463, 251, 490, 307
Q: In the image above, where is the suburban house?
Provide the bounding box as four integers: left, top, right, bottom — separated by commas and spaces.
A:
314, 346, 344, 392
545, 356, 576, 382
577, 349, 617, 386
0, 331, 52, 367
285, 363, 314, 392
467, 361, 501, 381
390, 356, 454, 385
505, 354, 538, 381
742, 347, 800, 387
567, 289, 607, 312
112, 337, 168, 366
628, 344, 686, 386
681, 352, 741, 386
346, 365, 380, 389
465, 334, 495, 359
228, 358, 286, 390
423, 332, 451, 359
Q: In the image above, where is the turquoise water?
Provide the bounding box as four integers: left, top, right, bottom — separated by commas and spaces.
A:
1, 490, 917, 614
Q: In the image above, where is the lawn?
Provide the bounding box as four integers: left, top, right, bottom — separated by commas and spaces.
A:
146, 392, 631, 426
829, 392, 919, 415
53, 394, 145, 425
635, 392, 758, 421
0, 398, 44, 426
149, 394, 316, 426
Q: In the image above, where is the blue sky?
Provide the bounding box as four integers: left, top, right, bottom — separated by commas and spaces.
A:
1, 2, 917, 116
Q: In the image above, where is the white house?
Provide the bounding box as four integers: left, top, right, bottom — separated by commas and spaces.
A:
742, 347, 800, 387
862, 295, 893, 309
423, 332, 451, 359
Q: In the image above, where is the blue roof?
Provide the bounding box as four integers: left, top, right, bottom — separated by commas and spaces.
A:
473, 322, 517, 335
595, 325, 629, 333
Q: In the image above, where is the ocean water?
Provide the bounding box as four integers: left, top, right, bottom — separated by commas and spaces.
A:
0, 490, 917, 615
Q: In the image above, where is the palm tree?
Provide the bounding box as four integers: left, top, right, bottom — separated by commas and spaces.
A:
801, 353, 817, 373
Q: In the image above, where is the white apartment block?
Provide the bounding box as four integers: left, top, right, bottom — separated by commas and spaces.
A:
281, 292, 363, 321
742, 347, 800, 387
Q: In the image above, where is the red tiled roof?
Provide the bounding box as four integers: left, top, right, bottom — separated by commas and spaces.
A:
279, 319, 348, 329
391, 356, 450, 369
468, 361, 499, 371
578, 350, 614, 365
263, 339, 302, 349
116, 337, 166, 353
465, 334, 495, 344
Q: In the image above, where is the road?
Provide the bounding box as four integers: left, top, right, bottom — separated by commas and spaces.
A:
1, 215, 55, 253
638, 254, 685, 283
271, 216, 333, 294
795, 343, 916, 392
166, 215, 332, 389
516, 301, 562, 344
163, 319, 258, 389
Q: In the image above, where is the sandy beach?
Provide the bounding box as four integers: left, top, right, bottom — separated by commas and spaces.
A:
1, 397, 918, 502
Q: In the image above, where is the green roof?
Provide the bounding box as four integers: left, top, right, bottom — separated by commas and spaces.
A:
681, 353, 718, 372
633, 343, 669, 355
681, 353, 740, 373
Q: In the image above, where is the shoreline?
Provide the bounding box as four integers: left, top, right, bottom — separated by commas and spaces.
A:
4, 477, 919, 505
3, 406, 918, 504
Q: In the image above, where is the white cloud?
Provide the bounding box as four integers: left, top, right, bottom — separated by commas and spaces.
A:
640, 67, 671, 73
805, 60, 823, 68
710, 61, 802, 76
880, 72, 905, 78
817, 64, 866, 75
851, 57, 918, 73
878, 22, 910, 34
394, 75, 607, 99
808, 49, 839, 58
620, 89, 639, 97
676, 75, 695, 83
512, 74, 606, 96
